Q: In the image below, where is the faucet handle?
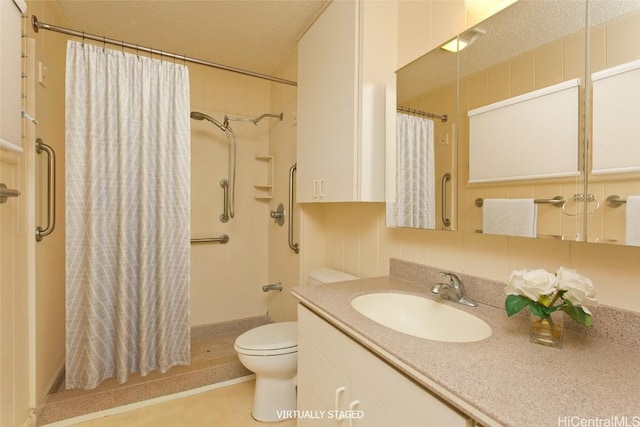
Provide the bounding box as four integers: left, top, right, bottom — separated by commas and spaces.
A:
440, 272, 463, 289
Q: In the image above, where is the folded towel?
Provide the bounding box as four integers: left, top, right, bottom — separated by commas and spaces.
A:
483, 199, 537, 238
625, 196, 640, 246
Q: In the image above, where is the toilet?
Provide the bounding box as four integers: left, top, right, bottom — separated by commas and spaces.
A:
234, 268, 359, 422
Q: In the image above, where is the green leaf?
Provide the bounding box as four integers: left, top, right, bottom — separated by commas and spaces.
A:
505, 295, 529, 317
529, 300, 563, 317
562, 300, 593, 327
528, 302, 551, 318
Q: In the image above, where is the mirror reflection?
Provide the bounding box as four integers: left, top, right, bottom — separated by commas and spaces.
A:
587, 2, 640, 246
458, 0, 587, 241
389, 38, 457, 230
388, 0, 640, 247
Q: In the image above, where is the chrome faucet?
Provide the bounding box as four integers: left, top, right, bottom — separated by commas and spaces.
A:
431, 272, 477, 307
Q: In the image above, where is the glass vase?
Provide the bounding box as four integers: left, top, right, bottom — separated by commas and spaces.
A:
530, 311, 563, 348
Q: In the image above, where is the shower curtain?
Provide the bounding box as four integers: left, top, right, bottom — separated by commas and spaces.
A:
65, 40, 191, 390
387, 113, 435, 228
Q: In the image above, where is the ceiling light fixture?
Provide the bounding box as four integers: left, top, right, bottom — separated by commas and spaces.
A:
440, 27, 486, 52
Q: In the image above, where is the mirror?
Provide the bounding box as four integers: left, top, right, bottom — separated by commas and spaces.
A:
586, 2, 640, 246
388, 0, 640, 246
458, 0, 588, 241
389, 36, 458, 230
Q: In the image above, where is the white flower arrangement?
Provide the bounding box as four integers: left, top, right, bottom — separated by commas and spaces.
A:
504, 267, 597, 327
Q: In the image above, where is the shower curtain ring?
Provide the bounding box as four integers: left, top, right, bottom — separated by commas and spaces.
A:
102, 36, 106, 52
81, 31, 85, 47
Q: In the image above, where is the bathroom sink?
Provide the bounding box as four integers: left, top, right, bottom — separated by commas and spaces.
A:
350, 292, 492, 343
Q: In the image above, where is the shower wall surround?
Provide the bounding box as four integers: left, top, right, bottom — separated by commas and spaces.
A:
266, 52, 300, 323
189, 62, 273, 327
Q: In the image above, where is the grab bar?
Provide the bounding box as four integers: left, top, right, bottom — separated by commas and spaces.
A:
288, 163, 299, 254
36, 138, 56, 241
0, 183, 20, 204
441, 173, 451, 227
605, 195, 627, 208
475, 196, 565, 207
220, 179, 230, 223
190, 235, 229, 244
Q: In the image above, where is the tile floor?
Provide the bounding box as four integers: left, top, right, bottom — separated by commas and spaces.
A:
67, 380, 296, 427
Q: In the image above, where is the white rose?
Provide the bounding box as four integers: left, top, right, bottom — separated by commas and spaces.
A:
505, 268, 557, 301
505, 269, 527, 296
556, 267, 597, 313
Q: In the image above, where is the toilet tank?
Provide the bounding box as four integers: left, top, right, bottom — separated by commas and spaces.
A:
308, 268, 359, 285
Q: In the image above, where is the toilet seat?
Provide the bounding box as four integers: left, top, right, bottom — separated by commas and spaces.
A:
234, 322, 298, 356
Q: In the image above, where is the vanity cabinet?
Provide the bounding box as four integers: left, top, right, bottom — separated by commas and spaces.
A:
297, 305, 472, 426
296, 0, 396, 203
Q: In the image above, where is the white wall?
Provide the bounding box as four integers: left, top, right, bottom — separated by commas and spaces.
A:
266, 53, 300, 322
310, 203, 640, 313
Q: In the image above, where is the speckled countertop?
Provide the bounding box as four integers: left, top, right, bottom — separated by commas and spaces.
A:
292, 275, 640, 427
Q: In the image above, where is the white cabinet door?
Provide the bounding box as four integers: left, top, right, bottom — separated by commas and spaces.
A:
349, 383, 397, 427
298, 336, 350, 427
297, 0, 358, 203
297, 0, 396, 203
1, 150, 30, 427
298, 305, 472, 427
298, 335, 395, 427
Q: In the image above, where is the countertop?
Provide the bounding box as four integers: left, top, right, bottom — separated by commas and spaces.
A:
292, 276, 640, 427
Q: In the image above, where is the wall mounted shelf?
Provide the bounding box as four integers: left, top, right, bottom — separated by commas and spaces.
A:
254, 155, 274, 200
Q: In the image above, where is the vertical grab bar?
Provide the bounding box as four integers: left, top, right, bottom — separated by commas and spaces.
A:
288, 163, 299, 254
219, 179, 230, 223
36, 138, 56, 241
441, 173, 451, 228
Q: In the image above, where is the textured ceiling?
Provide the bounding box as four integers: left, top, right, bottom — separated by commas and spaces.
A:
55, 0, 328, 77
397, 0, 640, 104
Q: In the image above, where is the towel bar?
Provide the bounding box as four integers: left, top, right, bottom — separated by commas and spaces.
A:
475, 196, 565, 208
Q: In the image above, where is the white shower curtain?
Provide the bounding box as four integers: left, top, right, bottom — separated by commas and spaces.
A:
387, 113, 435, 228
65, 40, 191, 390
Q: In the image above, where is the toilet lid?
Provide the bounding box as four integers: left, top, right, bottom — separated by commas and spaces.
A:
234, 322, 297, 354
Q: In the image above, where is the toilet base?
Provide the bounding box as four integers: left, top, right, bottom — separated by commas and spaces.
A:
252, 376, 297, 422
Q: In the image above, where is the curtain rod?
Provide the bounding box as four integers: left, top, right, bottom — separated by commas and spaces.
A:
31, 15, 297, 87
397, 106, 448, 123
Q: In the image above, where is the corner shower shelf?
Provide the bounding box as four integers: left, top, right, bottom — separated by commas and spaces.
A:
254, 155, 274, 200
